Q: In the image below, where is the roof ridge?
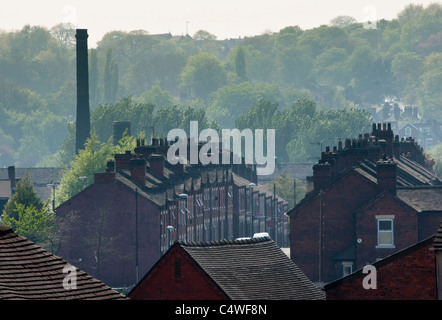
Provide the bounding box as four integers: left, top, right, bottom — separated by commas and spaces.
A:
177, 236, 272, 247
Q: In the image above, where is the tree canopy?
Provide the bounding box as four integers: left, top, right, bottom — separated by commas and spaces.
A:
1, 3, 442, 168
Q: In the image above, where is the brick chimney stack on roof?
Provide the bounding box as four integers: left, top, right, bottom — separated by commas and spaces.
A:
94, 160, 116, 184
376, 158, 397, 195
313, 162, 331, 192
130, 155, 146, 186
7, 165, 15, 194
148, 154, 165, 177
115, 150, 133, 171
372, 122, 394, 158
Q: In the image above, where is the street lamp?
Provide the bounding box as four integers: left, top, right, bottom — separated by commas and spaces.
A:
248, 183, 256, 236
178, 194, 188, 241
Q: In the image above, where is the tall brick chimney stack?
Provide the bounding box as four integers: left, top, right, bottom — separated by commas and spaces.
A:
148, 154, 165, 177
372, 122, 394, 158
376, 158, 397, 195
8, 165, 15, 194
313, 162, 331, 192
130, 155, 146, 186
75, 29, 91, 154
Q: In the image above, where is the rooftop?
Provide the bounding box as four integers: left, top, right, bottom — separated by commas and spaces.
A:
0, 224, 126, 300
176, 237, 325, 300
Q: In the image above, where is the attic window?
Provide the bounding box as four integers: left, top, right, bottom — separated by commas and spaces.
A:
174, 257, 181, 278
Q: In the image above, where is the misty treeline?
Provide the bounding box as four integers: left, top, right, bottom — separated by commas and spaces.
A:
1, 3, 442, 168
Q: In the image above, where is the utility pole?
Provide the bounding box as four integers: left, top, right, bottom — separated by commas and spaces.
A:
318, 190, 323, 284
135, 188, 139, 284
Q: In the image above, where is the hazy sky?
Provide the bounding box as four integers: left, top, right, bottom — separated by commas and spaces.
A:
0, 0, 439, 47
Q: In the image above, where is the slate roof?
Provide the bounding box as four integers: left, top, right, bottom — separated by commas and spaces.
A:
0, 224, 126, 300
397, 186, 442, 212
177, 237, 325, 300
0, 167, 63, 203
357, 156, 440, 187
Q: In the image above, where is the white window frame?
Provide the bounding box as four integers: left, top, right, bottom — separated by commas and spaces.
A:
376, 215, 395, 248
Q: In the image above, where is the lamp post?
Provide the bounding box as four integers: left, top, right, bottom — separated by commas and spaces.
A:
248, 183, 256, 236
178, 194, 188, 241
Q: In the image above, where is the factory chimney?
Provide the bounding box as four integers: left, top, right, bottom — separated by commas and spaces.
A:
75, 29, 91, 154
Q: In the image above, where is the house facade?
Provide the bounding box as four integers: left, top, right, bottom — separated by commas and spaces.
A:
324, 235, 437, 300
55, 138, 288, 289
289, 122, 442, 285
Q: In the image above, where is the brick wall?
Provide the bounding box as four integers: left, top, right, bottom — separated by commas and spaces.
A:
129, 245, 228, 300
56, 180, 160, 288
325, 238, 437, 300
290, 170, 379, 283
355, 192, 419, 269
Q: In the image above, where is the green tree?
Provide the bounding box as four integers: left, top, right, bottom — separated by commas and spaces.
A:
180, 52, 227, 100
89, 48, 100, 108
2, 170, 45, 221
207, 82, 282, 128
265, 174, 306, 210
1, 170, 56, 249
55, 130, 136, 206
429, 143, 442, 178
417, 53, 442, 120
330, 16, 357, 28
103, 48, 119, 104
2, 202, 54, 248
234, 46, 247, 81
193, 30, 217, 41
391, 51, 423, 104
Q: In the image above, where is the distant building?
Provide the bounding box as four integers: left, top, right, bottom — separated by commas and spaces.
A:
0, 166, 62, 213
128, 237, 325, 300
394, 120, 442, 149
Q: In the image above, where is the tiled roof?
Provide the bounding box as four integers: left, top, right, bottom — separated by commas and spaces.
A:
397, 186, 442, 212
0, 224, 126, 300
0, 167, 63, 203
357, 156, 441, 187
178, 237, 325, 300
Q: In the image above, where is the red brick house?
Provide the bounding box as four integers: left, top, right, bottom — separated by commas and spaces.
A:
289, 123, 442, 285
0, 224, 126, 300
324, 234, 437, 299
55, 138, 288, 289
128, 237, 325, 300
325, 219, 442, 300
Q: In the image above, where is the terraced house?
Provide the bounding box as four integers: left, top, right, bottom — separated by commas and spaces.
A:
289, 122, 442, 285
55, 138, 288, 289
